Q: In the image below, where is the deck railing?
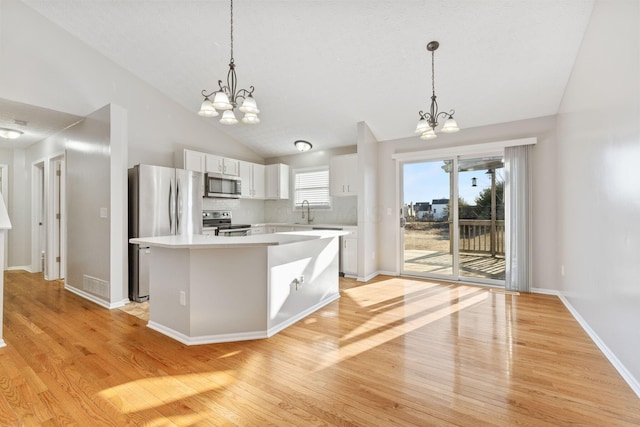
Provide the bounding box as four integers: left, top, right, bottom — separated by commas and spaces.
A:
459, 220, 505, 256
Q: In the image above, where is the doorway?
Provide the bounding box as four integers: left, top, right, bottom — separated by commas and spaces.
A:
32, 156, 66, 280
401, 155, 505, 286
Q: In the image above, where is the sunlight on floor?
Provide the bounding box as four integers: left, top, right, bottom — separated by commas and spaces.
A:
96, 371, 235, 414
313, 278, 489, 371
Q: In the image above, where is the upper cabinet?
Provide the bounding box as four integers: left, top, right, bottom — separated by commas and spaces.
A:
265, 164, 289, 200
239, 161, 266, 199
205, 154, 239, 176
177, 149, 206, 172
176, 149, 289, 200
330, 154, 358, 196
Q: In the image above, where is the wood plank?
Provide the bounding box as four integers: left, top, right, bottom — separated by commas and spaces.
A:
0, 271, 639, 425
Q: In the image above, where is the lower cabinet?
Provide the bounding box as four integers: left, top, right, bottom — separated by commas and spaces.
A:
342, 230, 358, 277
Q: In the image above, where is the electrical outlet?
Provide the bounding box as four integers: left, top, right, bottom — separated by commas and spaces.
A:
179, 291, 186, 306
561, 265, 565, 277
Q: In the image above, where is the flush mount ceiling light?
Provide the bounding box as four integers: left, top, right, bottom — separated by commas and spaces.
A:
415, 41, 460, 140
198, 0, 259, 125
294, 140, 312, 152
0, 128, 23, 139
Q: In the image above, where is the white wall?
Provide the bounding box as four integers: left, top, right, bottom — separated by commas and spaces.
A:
556, 0, 640, 388
0, 0, 265, 269
263, 146, 358, 225
357, 122, 379, 280
376, 115, 558, 290
0, 1, 262, 167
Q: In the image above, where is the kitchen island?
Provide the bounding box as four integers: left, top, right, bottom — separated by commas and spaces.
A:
129, 230, 345, 345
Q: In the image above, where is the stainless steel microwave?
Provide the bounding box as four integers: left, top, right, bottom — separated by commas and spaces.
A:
204, 173, 241, 198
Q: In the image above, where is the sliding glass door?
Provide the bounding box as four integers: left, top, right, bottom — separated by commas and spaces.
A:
402, 159, 455, 277
457, 156, 505, 282
402, 155, 505, 285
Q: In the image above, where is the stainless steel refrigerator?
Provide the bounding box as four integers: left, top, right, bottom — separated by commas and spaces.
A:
128, 164, 203, 302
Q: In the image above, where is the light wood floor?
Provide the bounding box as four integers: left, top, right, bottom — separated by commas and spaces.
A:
1, 271, 639, 426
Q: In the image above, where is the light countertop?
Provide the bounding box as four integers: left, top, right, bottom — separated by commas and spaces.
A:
252, 223, 357, 230
130, 229, 348, 249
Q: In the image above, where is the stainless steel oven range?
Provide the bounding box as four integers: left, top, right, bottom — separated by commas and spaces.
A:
202, 210, 252, 236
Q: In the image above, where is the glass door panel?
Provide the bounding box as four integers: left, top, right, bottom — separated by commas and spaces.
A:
457, 156, 506, 282
402, 160, 454, 278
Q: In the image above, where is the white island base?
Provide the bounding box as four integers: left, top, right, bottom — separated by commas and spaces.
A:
131, 231, 344, 345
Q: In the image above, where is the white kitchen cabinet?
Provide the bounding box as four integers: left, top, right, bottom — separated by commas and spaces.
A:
176, 149, 206, 173
239, 161, 265, 199
330, 154, 358, 196
342, 230, 358, 277
206, 154, 239, 176
265, 163, 290, 199
175, 149, 206, 195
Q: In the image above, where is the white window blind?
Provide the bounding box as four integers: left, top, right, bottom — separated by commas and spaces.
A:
293, 167, 331, 209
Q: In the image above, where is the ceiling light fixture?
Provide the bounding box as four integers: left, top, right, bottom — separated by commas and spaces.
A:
294, 140, 312, 152
198, 0, 259, 125
415, 41, 460, 140
0, 128, 23, 139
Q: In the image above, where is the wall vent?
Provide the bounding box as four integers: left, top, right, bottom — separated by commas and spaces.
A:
83, 275, 109, 298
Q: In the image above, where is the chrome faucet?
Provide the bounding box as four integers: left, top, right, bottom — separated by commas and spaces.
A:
301, 199, 313, 224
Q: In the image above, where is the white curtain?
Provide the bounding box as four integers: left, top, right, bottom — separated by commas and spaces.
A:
504, 145, 533, 292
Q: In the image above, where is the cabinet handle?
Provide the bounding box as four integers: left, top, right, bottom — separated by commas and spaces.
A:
342, 185, 345, 192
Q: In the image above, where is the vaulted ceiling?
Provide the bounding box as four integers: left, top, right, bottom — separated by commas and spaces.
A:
16, 0, 594, 157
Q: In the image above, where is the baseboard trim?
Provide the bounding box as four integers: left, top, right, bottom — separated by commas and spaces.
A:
357, 271, 379, 282
147, 293, 341, 346
147, 322, 267, 346
377, 270, 399, 277
531, 287, 560, 295
6, 266, 33, 272
64, 285, 128, 310
558, 294, 640, 399
0, 339, 6, 348
267, 293, 340, 337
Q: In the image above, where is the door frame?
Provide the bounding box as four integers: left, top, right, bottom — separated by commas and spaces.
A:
399, 156, 460, 281
0, 164, 8, 267
31, 153, 66, 279
393, 138, 536, 286
31, 161, 45, 273
46, 155, 65, 280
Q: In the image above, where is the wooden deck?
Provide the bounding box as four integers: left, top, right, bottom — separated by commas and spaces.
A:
1, 271, 639, 425
404, 250, 506, 280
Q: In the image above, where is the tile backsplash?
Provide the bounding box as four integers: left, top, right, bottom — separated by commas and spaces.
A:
202, 196, 357, 226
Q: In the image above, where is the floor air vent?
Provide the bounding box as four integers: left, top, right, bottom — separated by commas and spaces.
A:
83, 275, 109, 298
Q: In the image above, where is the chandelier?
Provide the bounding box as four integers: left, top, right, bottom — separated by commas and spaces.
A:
415, 41, 459, 139
198, 0, 259, 125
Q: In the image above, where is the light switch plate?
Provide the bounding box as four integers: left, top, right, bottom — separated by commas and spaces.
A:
99, 207, 108, 218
